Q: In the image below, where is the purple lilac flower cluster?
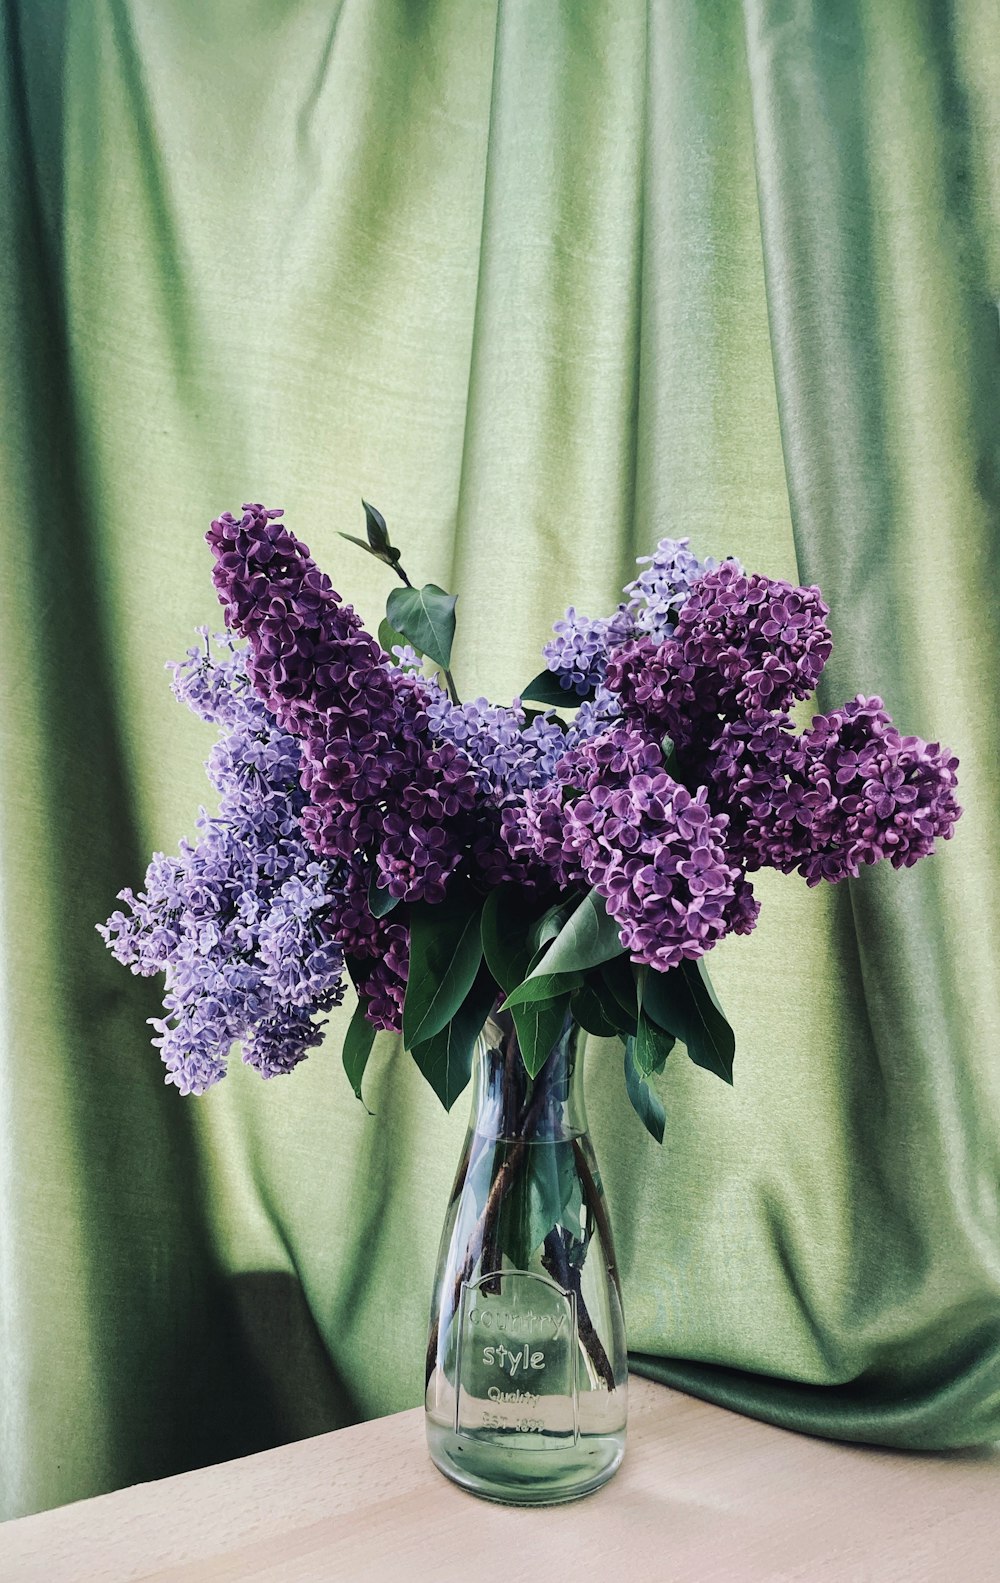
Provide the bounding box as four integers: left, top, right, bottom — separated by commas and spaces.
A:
504, 562, 958, 973
543, 606, 634, 696
606, 563, 833, 746
207, 505, 487, 1023
503, 726, 759, 970
98, 636, 347, 1093
701, 698, 961, 885
425, 692, 567, 801
101, 504, 962, 1094
625, 536, 726, 636
541, 537, 720, 696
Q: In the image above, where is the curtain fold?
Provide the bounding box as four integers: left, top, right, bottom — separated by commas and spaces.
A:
2, 0, 997, 1518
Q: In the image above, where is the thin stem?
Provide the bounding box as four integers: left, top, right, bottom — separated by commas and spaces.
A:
541, 1228, 616, 1393
441, 667, 461, 706
571, 1138, 621, 1297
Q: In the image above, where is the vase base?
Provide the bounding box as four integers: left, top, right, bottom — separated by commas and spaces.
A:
426, 1421, 625, 1506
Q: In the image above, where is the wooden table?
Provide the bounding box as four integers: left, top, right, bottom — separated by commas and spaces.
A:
2, 1377, 997, 1581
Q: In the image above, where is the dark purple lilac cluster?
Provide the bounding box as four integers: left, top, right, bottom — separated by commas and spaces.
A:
207, 505, 486, 1024
607, 563, 833, 746
98, 636, 347, 1093
503, 562, 958, 972
702, 697, 961, 885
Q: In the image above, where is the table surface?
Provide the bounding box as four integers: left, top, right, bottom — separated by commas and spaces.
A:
2, 1376, 997, 1582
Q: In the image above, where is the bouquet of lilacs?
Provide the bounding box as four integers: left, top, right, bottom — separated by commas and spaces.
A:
101, 504, 961, 1139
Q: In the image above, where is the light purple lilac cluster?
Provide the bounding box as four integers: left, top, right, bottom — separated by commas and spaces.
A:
543, 606, 634, 696
425, 692, 566, 800
98, 635, 347, 1094
541, 536, 726, 696
625, 536, 725, 636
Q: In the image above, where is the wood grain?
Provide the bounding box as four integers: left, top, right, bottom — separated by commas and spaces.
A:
2, 1378, 997, 1581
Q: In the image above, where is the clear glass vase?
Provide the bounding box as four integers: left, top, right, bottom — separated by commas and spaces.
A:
425, 1003, 628, 1504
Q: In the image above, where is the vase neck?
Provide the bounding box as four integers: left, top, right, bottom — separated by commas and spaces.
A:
469, 1003, 586, 1142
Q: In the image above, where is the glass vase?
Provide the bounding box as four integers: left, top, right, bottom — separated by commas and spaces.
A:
425, 1003, 628, 1504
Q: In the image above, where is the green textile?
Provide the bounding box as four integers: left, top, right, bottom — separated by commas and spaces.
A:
2, 0, 998, 1520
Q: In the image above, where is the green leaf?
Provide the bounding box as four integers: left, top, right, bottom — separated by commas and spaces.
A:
361, 499, 399, 561
571, 982, 625, 1039
338, 531, 388, 566
520, 669, 594, 707
634, 1011, 675, 1077
512, 992, 573, 1079
600, 954, 637, 1026
481, 885, 539, 993
624, 1037, 666, 1143
633, 1010, 675, 1080
367, 866, 399, 918
378, 616, 413, 660
641, 957, 735, 1085
633, 966, 676, 1077
409, 965, 497, 1111
386, 583, 457, 671
342, 1000, 377, 1105
529, 888, 624, 979
529, 896, 577, 956
402, 889, 485, 1049
500, 971, 584, 1011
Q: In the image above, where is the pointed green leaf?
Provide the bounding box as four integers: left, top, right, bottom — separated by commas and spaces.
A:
409, 965, 497, 1111
624, 1036, 666, 1143
500, 971, 584, 1011
343, 1000, 377, 1105
641, 957, 735, 1085
600, 954, 637, 1029
529, 888, 623, 980
512, 992, 573, 1079
386, 583, 457, 671
520, 669, 594, 707
367, 866, 400, 918
402, 890, 485, 1049
338, 531, 384, 561
529, 896, 577, 956
361, 498, 399, 560
378, 616, 413, 661
633, 966, 676, 1077
481, 885, 539, 993
571, 982, 625, 1039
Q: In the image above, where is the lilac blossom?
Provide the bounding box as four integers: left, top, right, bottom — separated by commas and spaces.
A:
543, 605, 635, 696
99, 636, 347, 1093
208, 505, 480, 919
625, 537, 728, 637
542, 538, 724, 700
607, 563, 833, 742
101, 506, 962, 1105
700, 697, 961, 884
425, 693, 566, 801
504, 724, 759, 969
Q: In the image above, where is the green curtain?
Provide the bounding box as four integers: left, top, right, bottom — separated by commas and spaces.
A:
2, 0, 998, 1521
